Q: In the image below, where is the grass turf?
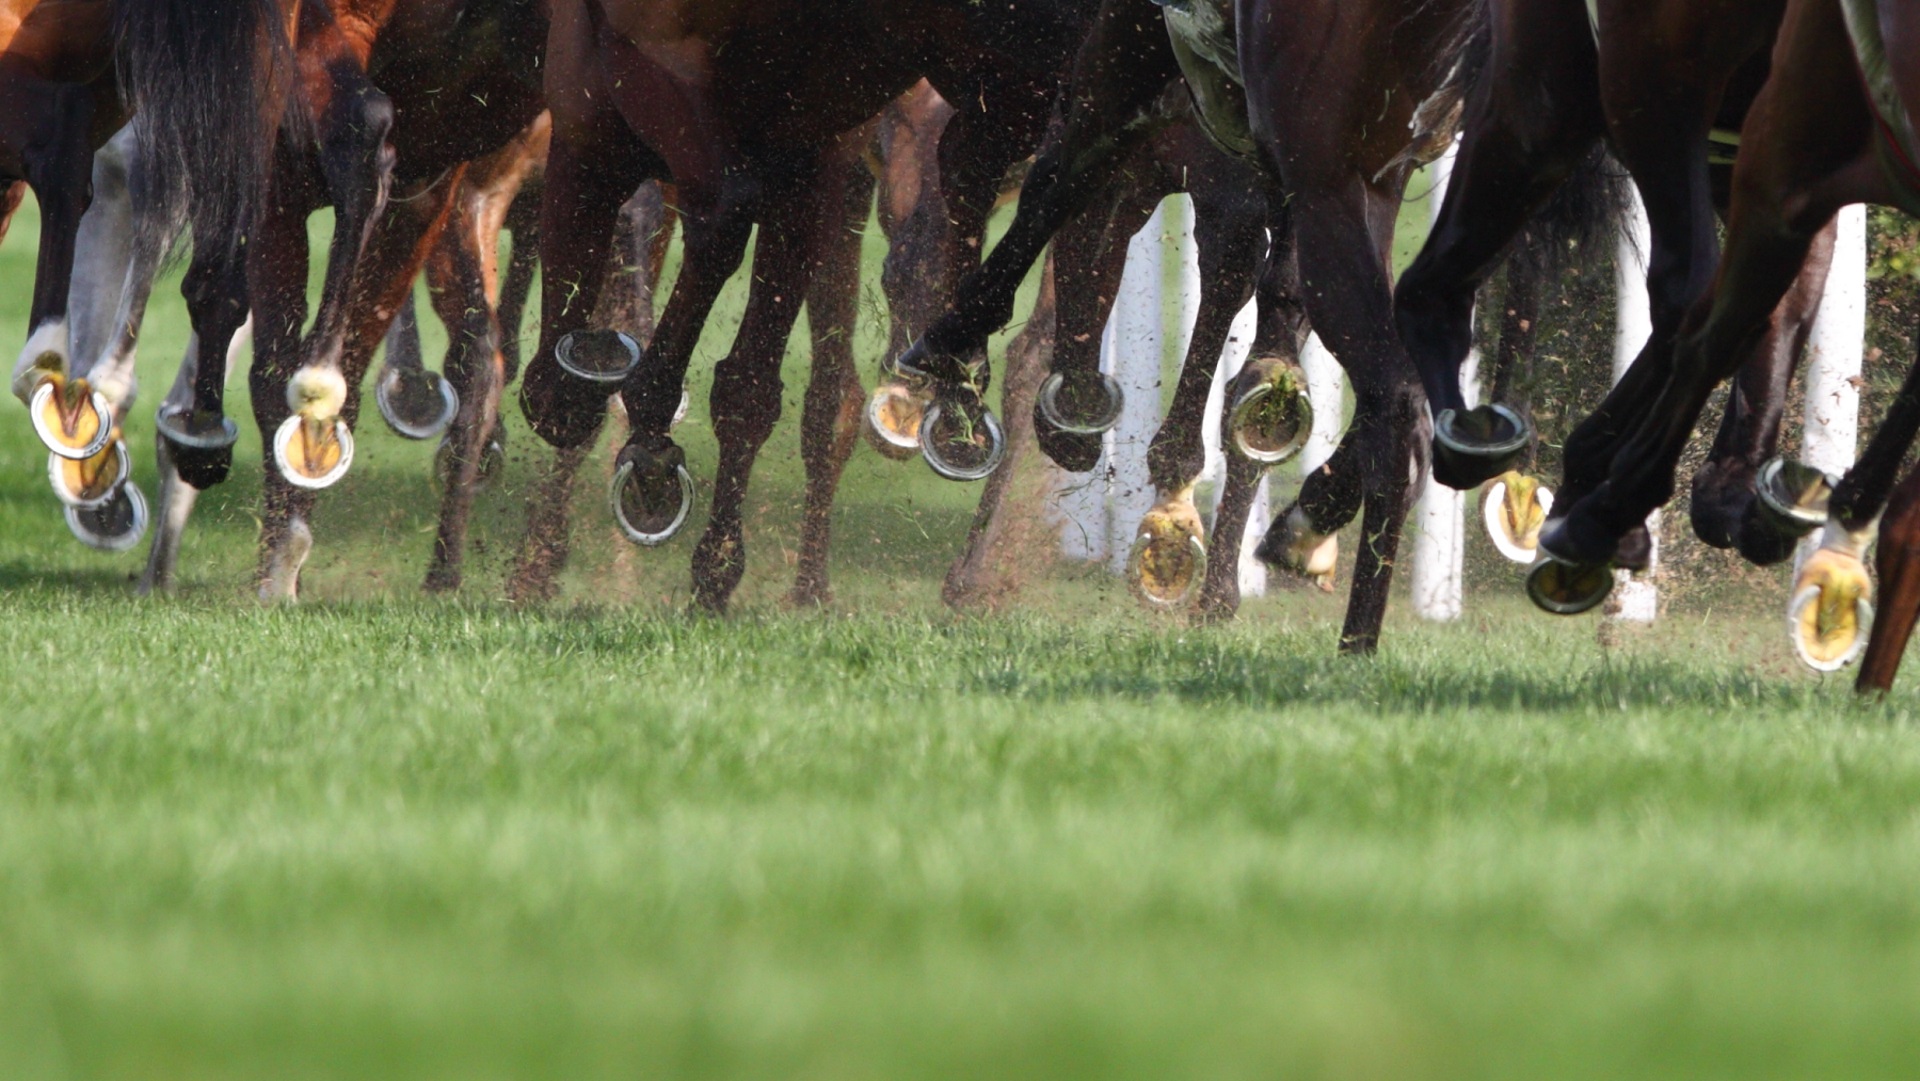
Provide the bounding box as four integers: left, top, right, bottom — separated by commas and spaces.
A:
1, 195, 1918, 1079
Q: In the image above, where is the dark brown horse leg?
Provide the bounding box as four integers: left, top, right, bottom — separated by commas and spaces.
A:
691, 179, 834, 612
790, 157, 876, 609
1256, 180, 1426, 655
1858, 468, 1920, 694
247, 173, 321, 601
1547, 0, 1875, 568
1043, 157, 1165, 473
903, 1, 1179, 387
5, 73, 96, 408
1690, 223, 1835, 563
1392, 0, 1603, 490
1193, 191, 1294, 622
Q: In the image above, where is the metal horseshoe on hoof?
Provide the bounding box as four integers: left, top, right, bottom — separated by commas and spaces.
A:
1525, 552, 1614, 616
156, 405, 241, 451
375, 365, 461, 441
47, 439, 132, 509
1036, 370, 1125, 435
1127, 530, 1209, 609
273, 415, 356, 490
1228, 377, 1314, 465
65, 482, 148, 553
1482, 472, 1555, 565
30, 379, 115, 461
1432, 403, 1532, 487
1787, 545, 1875, 672
555, 330, 642, 385
864, 379, 926, 460
919, 400, 1006, 482
610, 459, 696, 546
1754, 457, 1836, 538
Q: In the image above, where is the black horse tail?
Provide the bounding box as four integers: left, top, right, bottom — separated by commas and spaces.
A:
1508, 143, 1634, 282
113, 0, 296, 261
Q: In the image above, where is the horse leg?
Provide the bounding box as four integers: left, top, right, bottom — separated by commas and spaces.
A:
269, 59, 397, 491
138, 321, 252, 595
902, 2, 1178, 389
1392, 0, 1603, 489
942, 261, 1055, 609
691, 177, 835, 613
7, 77, 103, 458
247, 174, 320, 602
790, 155, 876, 609
1691, 222, 1836, 563
1043, 155, 1165, 473
1858, 468, 1920, 694
1255, 179, 1426, 655
1193, 186, 1297, 621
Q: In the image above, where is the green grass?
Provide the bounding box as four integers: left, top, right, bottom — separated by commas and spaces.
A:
2, 193, 1919, 1080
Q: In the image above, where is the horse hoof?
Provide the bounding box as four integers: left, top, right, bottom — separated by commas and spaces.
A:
30, 378, 113, 461
1788, 547, 1874, 672
1036, 369, 1124, 435
432, 431, 507, 493
65, 480, 147, 552
864, 378, 925, 460
1256, 506, 1338, 591
273, 414, 355, 490
1126, 495, 1208, 609
1432, 404, 1530, 490
555, 329, 642, 385
1525, 555, 1614, 616
375, 365, 460, 440
47, 438, 131, 509
610, 458, 695, 546
1481, 471, 1554, 564
1228, 362, 1313, 464
160, 407, 238, 491
1754, 457, 1835, 538
920, 400, 1005, 482
1034, 413, 1104, 473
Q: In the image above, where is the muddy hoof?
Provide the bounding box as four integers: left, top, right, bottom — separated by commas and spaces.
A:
65, 481, 147, 552
920, 398, 1005, 482
1753, 458, 1834, 538
1431, 404, 1529, 490
1788, 546, 1873, 672
611, 443, 694, 546
1126, 494, 1207, 609
1034, 410, 1103, 473
555, 329, 641, 385
433, 428, 507, 493
1037, 369, 1123, 435
1228, 363, 1313, 465
376, 364, 460, 440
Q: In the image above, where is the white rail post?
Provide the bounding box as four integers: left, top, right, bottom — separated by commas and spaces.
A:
1608, 187, 1660, 622
1796, 204, 1868, 570
1411, 143, 1472, 621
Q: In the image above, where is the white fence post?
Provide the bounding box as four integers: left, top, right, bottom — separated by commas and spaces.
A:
1608, 187, 1660, 622
1411, 143, 1471, 621
1796, 205, 1868, 570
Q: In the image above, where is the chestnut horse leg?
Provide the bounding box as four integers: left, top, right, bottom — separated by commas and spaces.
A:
790, 153, 878, 609
3, 71, 96, 408
1859, 468, 1920, 694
